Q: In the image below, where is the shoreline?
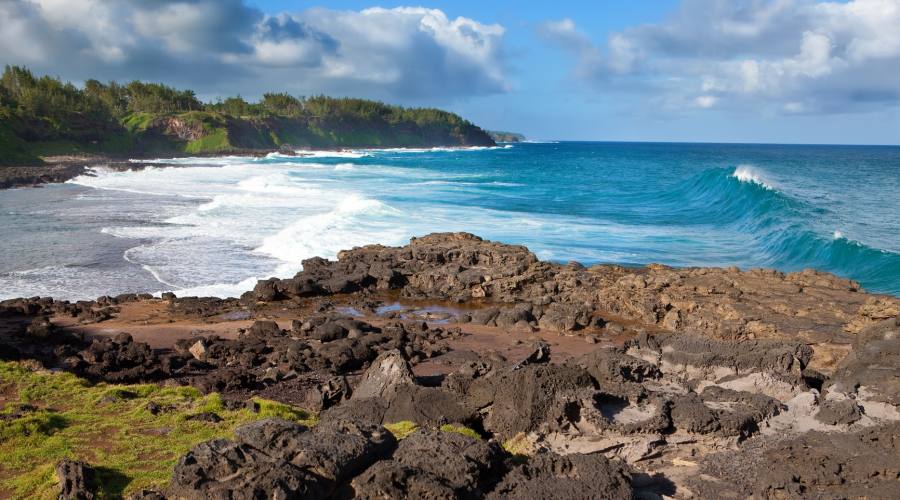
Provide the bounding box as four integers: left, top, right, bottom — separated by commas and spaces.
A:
1, 233, 898, 497
0, 143, 512, 190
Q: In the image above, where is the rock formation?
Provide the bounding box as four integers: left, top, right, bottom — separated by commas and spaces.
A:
1, 233, 898, 498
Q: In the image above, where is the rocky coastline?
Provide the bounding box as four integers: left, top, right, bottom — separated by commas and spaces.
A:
0, 143, 496, 190
0, 155, 173, 190
1, 233, 898, 498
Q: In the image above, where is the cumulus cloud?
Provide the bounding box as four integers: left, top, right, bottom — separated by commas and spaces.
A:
539, 0, 900, 114
0, 1, 509, 102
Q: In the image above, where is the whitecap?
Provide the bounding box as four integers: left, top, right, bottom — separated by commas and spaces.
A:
732, 165, 776, 190
295, 150, 369, 159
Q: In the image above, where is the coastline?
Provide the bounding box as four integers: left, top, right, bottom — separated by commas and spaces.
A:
0, 144, 509, 190
1, 233, 898, 497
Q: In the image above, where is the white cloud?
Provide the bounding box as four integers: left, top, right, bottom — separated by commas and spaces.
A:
0, 1, 510, 102
539, 0, 900, 114
695, 95, 719, 108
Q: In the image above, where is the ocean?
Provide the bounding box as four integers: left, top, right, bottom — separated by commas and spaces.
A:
1, 142, 898, 300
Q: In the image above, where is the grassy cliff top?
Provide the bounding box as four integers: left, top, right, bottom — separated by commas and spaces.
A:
0, 66, 494, 164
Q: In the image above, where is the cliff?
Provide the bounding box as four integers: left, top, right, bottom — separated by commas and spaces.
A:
0, 66, 495, 165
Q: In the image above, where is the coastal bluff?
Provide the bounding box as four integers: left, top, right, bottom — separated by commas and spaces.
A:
1, 233, 898, 498
0, 66, 495, 172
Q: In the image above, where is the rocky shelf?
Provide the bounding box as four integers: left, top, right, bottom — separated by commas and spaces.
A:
1, 233, 898, 498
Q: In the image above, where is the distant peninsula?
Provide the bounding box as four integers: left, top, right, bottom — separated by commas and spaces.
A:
0, 66, 495, 167
488, 130, 526, 143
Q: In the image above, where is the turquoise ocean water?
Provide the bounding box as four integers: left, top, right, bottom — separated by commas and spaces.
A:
1, 142, 898, 300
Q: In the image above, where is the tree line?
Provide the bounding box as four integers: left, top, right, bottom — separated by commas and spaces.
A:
0, 65, 480, 143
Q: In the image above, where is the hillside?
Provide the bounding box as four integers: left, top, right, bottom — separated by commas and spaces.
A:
0, 66, 494, 165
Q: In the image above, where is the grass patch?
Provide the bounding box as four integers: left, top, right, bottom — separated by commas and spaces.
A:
384, 421, 418, 440
253, 398, 316, 425
121, 113, 157, 133
184, 127, 231, 154
439, 424, 481, 440
0, 361, 314, 499
501, 432, 532, 459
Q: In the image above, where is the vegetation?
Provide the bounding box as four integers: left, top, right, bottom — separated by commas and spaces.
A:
384, 421, 419, 440
0, 361, 315, 499
384, 421, 482, 441
439, 424, 482, 440
0, 66, 494, 164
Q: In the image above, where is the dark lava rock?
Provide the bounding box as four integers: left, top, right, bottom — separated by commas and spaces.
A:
319, 398, 390, 428
577, 347, 661, 385
185, 412, 223, 423
381, 385, 475, 427
394, 429, 504, 493
669, 392, 772, 438
245, 319, 283, 338
252, 278, 284, 302
78, 334, 163, 383
125, 490, 167, 500
26, 317, 55, 339
284, 419, 397, 483
470, 363, 595, 438
169, 438, 327, 499
537, 302, 592, 332
352, 428, 504, 499
56, 459, 96, 500
351, 460, 458, 499
486, 452, 633, 500
170, 418, 396, 499
145, 401, 175, 416
691, 422, 900, 499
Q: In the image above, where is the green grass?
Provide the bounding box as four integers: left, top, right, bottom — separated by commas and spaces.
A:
384, 421, 418, 440
121, 113, 157, 134
439, 424, 481, 440
255, 399, 316, 424
184, 127, 231, 154
384, 421, 482, 441
0, 361, 314, 499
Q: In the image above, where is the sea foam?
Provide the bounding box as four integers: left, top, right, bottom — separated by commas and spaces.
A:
732, 165, 776, 190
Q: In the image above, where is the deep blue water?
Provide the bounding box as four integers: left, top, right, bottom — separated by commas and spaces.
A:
1, 142, 898, 299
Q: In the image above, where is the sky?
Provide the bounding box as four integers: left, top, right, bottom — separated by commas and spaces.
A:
2, 0, 900, 144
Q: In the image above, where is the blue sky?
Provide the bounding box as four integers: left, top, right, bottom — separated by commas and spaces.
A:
3, 1, 899, 144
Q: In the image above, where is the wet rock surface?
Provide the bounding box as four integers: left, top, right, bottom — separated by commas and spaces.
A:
2, 233, 899, 498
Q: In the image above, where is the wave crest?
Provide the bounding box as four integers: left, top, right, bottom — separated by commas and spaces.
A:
732, 165, 776, 190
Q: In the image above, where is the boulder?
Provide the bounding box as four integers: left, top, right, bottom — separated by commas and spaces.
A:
352, 429, 504, 498
351, 350, 415, 400
487, 452, 632, 500
168, 439, 326, 499
56, 459, 96, 500
537, 302, 592, 332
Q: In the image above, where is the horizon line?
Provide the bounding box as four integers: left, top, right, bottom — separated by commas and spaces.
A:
522, 139, 900, 148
